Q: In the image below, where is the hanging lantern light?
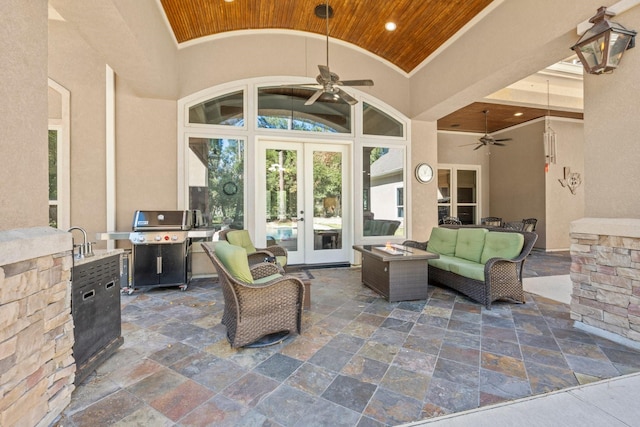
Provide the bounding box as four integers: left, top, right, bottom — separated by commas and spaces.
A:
571, 6, 637, 74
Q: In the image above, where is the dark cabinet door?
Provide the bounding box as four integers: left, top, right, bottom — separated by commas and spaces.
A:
133, 243, 188, 288
159, 244, 187, 285
133, 244, 160, 287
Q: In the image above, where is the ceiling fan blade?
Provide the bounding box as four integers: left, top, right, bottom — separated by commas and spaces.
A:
318, 65, 332, 81
494, 138, 512, 142
338, 79, 374, 87
336, 88, 357, 105
473, 144, 483, 151
493, 142, 507, 146
304, 89, 324, 106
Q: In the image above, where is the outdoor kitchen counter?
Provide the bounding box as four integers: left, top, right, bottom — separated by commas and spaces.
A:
73, 248, 125, 266
96, 231, 131, 241
96, 230, 215, 240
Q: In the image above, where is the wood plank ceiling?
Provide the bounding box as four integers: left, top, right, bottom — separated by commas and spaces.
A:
438, 102, 584, 134
159, 0, 583, 133
160, 0, 493, 73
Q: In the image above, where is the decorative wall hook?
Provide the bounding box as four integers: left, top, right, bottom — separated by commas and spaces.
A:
559, 167, 582, 195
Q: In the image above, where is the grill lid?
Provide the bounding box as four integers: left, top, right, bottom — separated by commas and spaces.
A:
132, 210, 192, 231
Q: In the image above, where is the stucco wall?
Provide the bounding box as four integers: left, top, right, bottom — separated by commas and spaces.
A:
0, 1, 48, 230
583, 5, 640, 217
49, 11, 178, 247
489, 122, 546, 247
48, 20, 108, 243
410, 120, 439, 241
115, 79, 178, 233
545, 118, 585, 250
177, 33, 411, 117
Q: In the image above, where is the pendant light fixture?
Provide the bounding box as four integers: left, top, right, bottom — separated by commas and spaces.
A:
571, 6, 637, 74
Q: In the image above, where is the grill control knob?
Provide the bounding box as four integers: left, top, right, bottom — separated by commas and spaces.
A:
155, 235, 162, 241
137, 235, 145, 243
171, 235, 178, 241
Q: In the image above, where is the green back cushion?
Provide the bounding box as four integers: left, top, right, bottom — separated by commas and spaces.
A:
226, 230, 257, 254
215, 241, 254, 283
454, 228, 488, 263
480, 231, 524, 264
426, 227, 458, 256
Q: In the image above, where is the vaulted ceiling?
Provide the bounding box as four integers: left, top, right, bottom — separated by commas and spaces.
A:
158, 0, 583, 133
159, 0, 493, 74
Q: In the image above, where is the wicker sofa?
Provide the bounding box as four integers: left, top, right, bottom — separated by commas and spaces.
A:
426, 226, 537, 309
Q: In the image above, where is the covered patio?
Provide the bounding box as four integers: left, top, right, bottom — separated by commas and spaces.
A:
5, 1, 640, 426
58, 252, 640, 426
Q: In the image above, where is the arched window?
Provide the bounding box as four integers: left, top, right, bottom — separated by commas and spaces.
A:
179, 78, 410, 244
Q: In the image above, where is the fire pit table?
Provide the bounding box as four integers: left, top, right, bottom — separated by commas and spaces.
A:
353, 244, 438, 302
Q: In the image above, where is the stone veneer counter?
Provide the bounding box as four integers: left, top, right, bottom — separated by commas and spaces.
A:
0, 227, 75, 426
570, 218, 640, 349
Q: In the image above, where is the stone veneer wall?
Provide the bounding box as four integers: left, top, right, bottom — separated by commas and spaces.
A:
570, 218, 640, 346
0, 227, 75, 427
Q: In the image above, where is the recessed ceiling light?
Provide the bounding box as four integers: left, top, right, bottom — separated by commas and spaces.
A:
514, 112, 524, 116
385, 22, 397, 31
224, 0, 234, 3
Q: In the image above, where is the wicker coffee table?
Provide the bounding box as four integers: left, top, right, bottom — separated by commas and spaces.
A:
353, 244, 438, 302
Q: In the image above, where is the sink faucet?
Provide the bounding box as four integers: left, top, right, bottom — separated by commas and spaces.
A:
68, 227, 94, 258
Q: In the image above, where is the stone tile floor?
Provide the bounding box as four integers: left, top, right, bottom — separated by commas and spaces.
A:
57, 251, 640, 426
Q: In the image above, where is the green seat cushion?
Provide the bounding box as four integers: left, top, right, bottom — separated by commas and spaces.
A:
226, 230, 257, 254
454, 228, 488, 263
428, 254, 456, 271
215, 241, 254, 283
480, 231, 524, 264
448, 258, 485, 282
253, 273, 283, 284
276, 255, 287, 267
427, 227, 458, 256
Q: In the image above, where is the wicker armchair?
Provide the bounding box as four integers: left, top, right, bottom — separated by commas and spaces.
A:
441, 216, 462, 225
219, 229, 288, 269
481, 216, 503, 227
202, 242, 303, 348
522, 218, 538, 232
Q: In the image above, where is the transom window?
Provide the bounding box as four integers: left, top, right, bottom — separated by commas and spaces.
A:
257, 86, 351, 133
363, 102, 404, 137
189, 90, 244, 126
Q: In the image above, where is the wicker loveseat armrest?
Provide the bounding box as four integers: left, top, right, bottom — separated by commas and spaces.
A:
484, 229, 537, 279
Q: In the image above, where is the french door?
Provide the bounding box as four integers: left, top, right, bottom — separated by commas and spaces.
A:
257, 140, 350, 265
437, 165, 480, 224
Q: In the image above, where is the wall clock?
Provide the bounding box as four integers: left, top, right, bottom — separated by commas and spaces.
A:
415, 163, 434, 183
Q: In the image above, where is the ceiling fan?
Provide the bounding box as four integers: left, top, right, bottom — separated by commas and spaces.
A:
301, 2, 374, 106
470, 110, 511, 150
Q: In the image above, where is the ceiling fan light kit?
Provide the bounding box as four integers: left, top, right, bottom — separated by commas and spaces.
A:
470, 110, 511, 150
301, 1, 374, 106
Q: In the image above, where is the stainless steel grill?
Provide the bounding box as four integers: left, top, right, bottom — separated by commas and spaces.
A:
127, 210, 193, 293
